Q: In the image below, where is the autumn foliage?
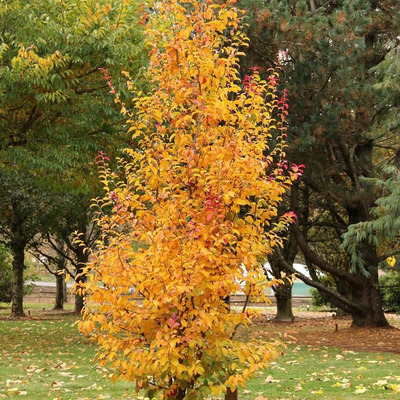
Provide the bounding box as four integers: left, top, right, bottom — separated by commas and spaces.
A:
79, 0, 299, 398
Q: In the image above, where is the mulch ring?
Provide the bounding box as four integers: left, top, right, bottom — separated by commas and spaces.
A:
254, 311, 400, 354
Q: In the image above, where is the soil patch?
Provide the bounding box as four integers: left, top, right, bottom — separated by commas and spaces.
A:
255, 311, 400, 353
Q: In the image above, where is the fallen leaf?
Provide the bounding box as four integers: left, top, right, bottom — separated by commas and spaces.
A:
264, 375, 280, 383
354, 387, 367, 394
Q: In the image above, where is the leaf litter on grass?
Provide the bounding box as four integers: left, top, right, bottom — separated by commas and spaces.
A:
2, 313, 400, 399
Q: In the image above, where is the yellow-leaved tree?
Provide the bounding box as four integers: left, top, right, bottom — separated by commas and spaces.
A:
78, 0, 300, 399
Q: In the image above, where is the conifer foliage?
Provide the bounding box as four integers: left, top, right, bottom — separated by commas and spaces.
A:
79, 1, 298, 398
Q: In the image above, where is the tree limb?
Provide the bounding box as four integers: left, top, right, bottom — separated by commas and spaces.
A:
275, 248, 364, 313
377, 248, 400, 263
292, 224, 363, 288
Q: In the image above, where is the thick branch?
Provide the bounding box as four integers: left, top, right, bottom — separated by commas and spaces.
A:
292, 224, 363, 288
275, 248, 364, 313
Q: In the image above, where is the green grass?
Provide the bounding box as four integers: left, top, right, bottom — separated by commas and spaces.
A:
0, 317, 135, 400
241, 345, 400, 399
0, 302, 75, 318
0, 312, 399, 399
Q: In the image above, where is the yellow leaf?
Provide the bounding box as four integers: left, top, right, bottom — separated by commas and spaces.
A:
387, 256, 396, 267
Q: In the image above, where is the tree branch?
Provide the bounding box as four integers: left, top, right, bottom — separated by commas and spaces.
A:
275, 248, 364, 313
292, 224, 363, 288
377, 248, 400, 263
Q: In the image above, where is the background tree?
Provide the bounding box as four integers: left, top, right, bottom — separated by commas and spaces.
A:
0, 0, 145, 316
342, 42, 400, 262
267, 235, 297, 322
79, 1, 299, 399
30, 191, 102, 313
239, 0, 400, 327
0, 174, 59, 316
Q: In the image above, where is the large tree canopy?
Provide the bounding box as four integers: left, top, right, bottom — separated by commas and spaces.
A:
239, 0, 400, 326
0, 0, 145, 316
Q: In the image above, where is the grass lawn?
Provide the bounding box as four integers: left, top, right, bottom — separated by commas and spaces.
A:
0, 308, 399, 399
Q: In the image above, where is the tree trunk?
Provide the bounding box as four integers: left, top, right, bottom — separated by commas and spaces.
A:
275, 283, 295, 322
169, 387, 186, 400
54, 239, 67, 310
54, 273, 65, 310
347, 208, 388, 327
350, 272, 387, 327
11, 240, 26, 318
225, 387, 238, 400
350, 287, 387, 327
63, 277, 68, 303
74, 250, 88, 314
74, 274, 85, 314
269, 245, 296, 323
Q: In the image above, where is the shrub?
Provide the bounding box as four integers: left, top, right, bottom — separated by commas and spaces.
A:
380, 271, 400, 313
78, 0, 299, 398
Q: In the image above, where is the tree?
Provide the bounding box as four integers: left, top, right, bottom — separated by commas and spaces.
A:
79, 1, 299, 399
239, 0, 400, 327
342, 43, 400, 262
30, 239, 69, 310
29, 191, 101, 313
267, 235, 297, 322
0, 0, 144, 317
0, 174, 59, 316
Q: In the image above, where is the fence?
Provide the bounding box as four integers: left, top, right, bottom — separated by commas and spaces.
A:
24, 284, 72, 304
24, 283, 311, 306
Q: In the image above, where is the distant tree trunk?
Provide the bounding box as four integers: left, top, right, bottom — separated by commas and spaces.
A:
54, 242, 67, 310
63, 277, 68, 303
74, 249, 88, 314
74, 281, 85, 314
54, 273, 65, 310
275, 283, 294, 322
11, 239, 26, 318
269, 242, 297, 323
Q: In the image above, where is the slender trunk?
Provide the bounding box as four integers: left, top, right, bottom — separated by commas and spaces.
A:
54, 273, 65, 310
63, 277, 68, 303
54, 239, 67, 309
74, 251, 88, 314
225, 387, 238, 400
224, 296, 239, 400
11, 240, 26, 318
275, 283, 294, 322
173, 388, 186, 400
74, 274, 85, 314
